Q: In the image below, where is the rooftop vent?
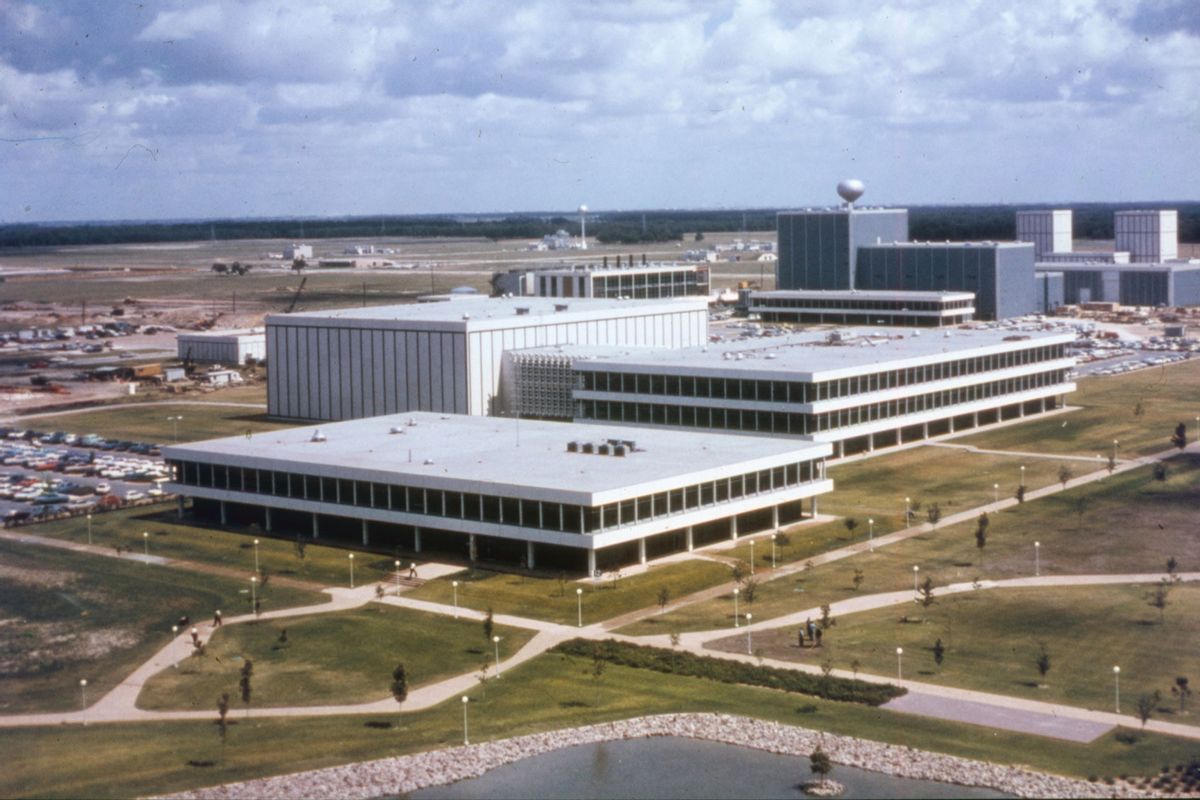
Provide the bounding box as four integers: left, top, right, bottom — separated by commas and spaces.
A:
423, 458, 435, 465
389, 426, 405, 435
567, 441, 579, 453
613, 444, 627, 456
515, 307, 531, 315
555, 303, 569, 312
598, 443, 611, 455
582, 442, 595, 454
310, 429, 326, 442
462, 313, 471, 320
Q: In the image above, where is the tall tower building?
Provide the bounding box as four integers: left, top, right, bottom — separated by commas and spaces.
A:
1016, 210, 1073, 257
1115, 210, 1178, 263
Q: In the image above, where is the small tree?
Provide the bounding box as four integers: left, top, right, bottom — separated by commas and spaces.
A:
1170, 677, 1192, 712
1107, 454, 1117, 473
1035, 644, 1051, 684
932, 638, 945, 668
730, 561, 747, 586
974, 520, 988, 566
925, 503, 942, 529
477, 659, 489, 699
216, 693, 230, 761
742, 578, 758, 606
1170, 422, 1188, 450
851, 568, 864, 592
1166, 556, 1178, 576
591, 649, 607, 704
850, 658, 861, 678
919, 576, 935, 608
293, 536, 307, 573
656, 586, 671, 614
1154, 462, 1168, 481
842, 517, 858, 538
483, 606, 494, 642
694, 231, 704, 242
1058, 465, 1073, 488
391, 663, 408, 717
1015, 484, 1026, 504
809, 744, 833, 781
1147, 578, 1173, 623
239, 660, 253, 718
819, 603, 834, 629
1136, 692, 1159, 730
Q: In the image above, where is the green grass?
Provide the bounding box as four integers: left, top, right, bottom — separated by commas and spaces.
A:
960, 359, 1200, 458
138, 606, 534, 710
20, 403, 287, 444
3, 653, 1198, 799
0, 538, 323, 714
619, 455, 1200, 635
717, 584, 1200, 715
406, 560, 733, 626
28, 506, 416, 588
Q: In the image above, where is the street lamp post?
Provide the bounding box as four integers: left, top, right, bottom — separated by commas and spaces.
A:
1113, 665, 1121, 713
912, 565, 919, 596
1113, 439, 1119, 462
142, 531, 149, 560
745, 612, 753, 654
86, 513, 93, 546
904, 497, 911, 525
461, 696, 470, 745
896, 647, 903, 680
771, 533, 777, 569
576, 587, 583, 627
394, 560, 402, 595
733, 587, 740, 628
253, 538, 260, 574
868, 518, 874, 552
79, 678, 88, 723
453, 580, 460, 618
250, 575, 258, 614
493, 635, 502, 677
1020, 465, 1026, 489
1034, 541, 1041, 577
749, 539, 755, 574
171, 625, 179, 668
168, 415, 183, 443
993, 483, 999, 503
348, 553, 355, 588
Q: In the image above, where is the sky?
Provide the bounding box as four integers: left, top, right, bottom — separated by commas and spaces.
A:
1, 0, 1197, 223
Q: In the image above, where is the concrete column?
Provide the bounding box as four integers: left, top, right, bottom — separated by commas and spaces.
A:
176, 496, 184, 519
526, 541, 536, 570
638, 538, 647, 565
587, 549, 597, 576
812, 497, 819, 516
948, 417, 955, 433
219, 500, 227, 526
729, 516, 738, 541
685, 526, 694, 552
264, 507, 272, 532
361, 519, 369, 546
311, 514, 320, 539
468, 534, 477, 562
868, 433, 875, 452
922, 422, 929, 439
973, 411, 979, 428
414, 527, 422, 553
835, 440, 844, 459
772, 506, 779, 530
1041, 397, 1047, 412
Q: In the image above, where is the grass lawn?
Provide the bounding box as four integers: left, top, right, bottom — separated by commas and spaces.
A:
138, 606, 534, 710
0, 538, 322, 714
619, 455, 1200, 635
714, 584, 1200, 716
959, 359, 1200, 458
29, 506, 416, 589
4, 652, 1198, 798
20, 402, 287, 444
407, 560, 733, 626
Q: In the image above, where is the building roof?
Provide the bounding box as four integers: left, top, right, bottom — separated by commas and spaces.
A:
862, 240, 1033, 250
1035, 261, 1200, 272
531, 326, 1074, 381
163, 412, 829, 503
750, 289, 974, 303
177, 328, 264, 341
267, 297, 708, 332
777, 207, 908, 216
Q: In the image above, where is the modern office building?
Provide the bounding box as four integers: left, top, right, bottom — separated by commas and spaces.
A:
776, 207, 909, 290
1035, 261, 1200, 307
745, 289, 975, 327
492, 260, 709, 300
177, 328, 266, 365
1035, 273, 1065, 313
163, 412, 833, 573
504, 326, 1076, 458
266, 298, 708, 422
1016, 210, 1073, 258
1116, 210, 1179, 263
854, 241, 1037, 321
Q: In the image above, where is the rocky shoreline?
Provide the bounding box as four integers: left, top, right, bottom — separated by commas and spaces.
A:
158, 712, 1158, 799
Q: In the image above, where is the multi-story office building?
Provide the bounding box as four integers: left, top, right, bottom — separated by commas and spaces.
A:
745, 289, 975, 327
164, 412, 833, 573
504, 327, 1076, 458
1116, 210, 1179, 263
493, 260, 709, 300
1016, 210, 1073, 258
266, 298, 708, 422
1037, 262, 1200, 307
776, 207, 909, 290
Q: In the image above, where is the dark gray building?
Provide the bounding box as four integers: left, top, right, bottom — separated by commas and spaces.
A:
855, 241, 1037, 320
776, 208, 909, 290
1039, 262, 1200, 307
1036, 272, 1065, 313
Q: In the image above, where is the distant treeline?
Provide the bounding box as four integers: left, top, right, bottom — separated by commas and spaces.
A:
2, 203, 1196, 249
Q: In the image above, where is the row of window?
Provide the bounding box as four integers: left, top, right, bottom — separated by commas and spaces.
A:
169, 458, 824, 534
577, 344, 1067, 403
754, 297, 973, 311
578, 369, 1070, 435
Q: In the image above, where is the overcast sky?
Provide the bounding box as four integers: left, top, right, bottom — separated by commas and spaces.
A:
2, 0, 1197, 223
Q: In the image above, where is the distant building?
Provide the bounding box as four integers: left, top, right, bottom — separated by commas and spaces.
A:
177, 329, 266, 365
284, 244, 313, 261
1016, 210, 1073, 258
1115, 210, 1178, 263
493, 259, 709, 300
746, 289, 975, 327
1035, 261, 1200, 307
776, 207, 909, 291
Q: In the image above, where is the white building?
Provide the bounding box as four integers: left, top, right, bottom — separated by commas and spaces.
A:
284, 243, 313, 261
177, 328, 266, 365
745, 289, 975, 327
492, 260, 709, 300
1016, 210, 1073, 258
1115, 210, 1179, 263
266, 298, 709, 422
164, 412, 833, 573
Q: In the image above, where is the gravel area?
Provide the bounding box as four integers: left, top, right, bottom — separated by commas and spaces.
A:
156, 713, 1164, 799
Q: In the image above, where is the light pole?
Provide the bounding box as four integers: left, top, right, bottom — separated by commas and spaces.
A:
394, 560, 402, 595
250, 575, 258, 614
993, 483, 999, 504
1034, 541, 1041, 577
348, 553, 355, 588
733, 587, 740, 628
745, 612, 753, 654
868, 518, 874, 552
253, 538, 260, 574
171, 625, 179, 668
771, 533, 777, 569
896, 647, 903, 680
461, 695, 470, 745
168, 415, 183, 443
912, 565, 919, 596
904, 496, 911, 525
576, 587, 583, 627
453, 580, 460, 618
79, 678, 88, 723
493, 635, 502, 677
1020, 465, 1026, 489
1113, 439, 1119, 462
1195, 416, 1199, 444
1113, 665, 1121, 713
142, 531, 149, 560
749, 539, 755, 574
86, 513, 93, 546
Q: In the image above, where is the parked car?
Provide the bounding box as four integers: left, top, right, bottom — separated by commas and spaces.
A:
95, 482, 111, 495
124, 490, 145, 501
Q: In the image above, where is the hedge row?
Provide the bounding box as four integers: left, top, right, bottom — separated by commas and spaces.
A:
553, 638, 904, 706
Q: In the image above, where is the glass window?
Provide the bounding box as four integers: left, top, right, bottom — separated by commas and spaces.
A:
501, 497, 520, 525
482, 495, 500, 523
463, 493, 481, 520
521, 499, 540, 528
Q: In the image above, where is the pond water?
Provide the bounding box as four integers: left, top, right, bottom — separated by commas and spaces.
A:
405, 736, 1013, 799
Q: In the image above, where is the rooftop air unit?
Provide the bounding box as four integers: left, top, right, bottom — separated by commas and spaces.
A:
310, 429, 326, 442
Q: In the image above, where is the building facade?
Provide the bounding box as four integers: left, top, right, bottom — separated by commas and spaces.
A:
164, 412, 833, 573
746, 289, 975, 327
177, 329, 266, 365
1115, 210, 1179, 263
1016, 210, 1073, 258
776, 208, 909, 290
1038, 262, 1200, 307
493, 261, 709, 300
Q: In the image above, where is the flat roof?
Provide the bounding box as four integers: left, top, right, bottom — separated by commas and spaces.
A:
267, 297, 707, 332
750, 289, 974, 302
778, 207, 907, 215
1036, 261, 1200, 272
537, 263, 703, 277
177, 328, 264, 340
163, 412, 828, 502
862, 240, 1033, 250
531, 326, 1074, 380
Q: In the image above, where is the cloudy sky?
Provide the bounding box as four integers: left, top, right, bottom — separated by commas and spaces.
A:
2, 0, 1197, 223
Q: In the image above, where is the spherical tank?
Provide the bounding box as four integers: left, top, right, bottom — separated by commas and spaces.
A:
836, 180, 865, 204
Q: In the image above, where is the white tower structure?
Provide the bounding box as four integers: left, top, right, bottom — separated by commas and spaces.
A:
578, 204, 588, 250
1017, 210, 1073, 257
836, 179, 865, 208
1115, 210, 1178, 263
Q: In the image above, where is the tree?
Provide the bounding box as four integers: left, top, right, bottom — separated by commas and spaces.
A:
1170, 422, 1188, 450
391, 663, 408, 715
477, 660, 489, 698
1015, 484, 1026, 504
850, 658, 861, 678
1058, 465, 1073, 488
483, 606, 494, 642
1172, 677, 1192, 713
1154, 462, 1169, 481
239, 660, 253, 718
216, 693, 230, 761
293, 536, 307, 573
1035, 644, 1051, 684
730, 561, 747, 586
819, 603, 834, 629
1136, 692, 1159, 729
1167, 557, 1178, 577
694, 231, 704, 242
591, 649, 607, 704
809, 744, 833, 780
1147, 578, 1172, 623
933, 638, 945, 668
851, 568, 864, 592
742, 578, 758, 606
656, 586, 671, 614
974, 517, 988, 565
925, 503, 942, 529
842, 517, 858, 538
919, 576, 935, 608
1107, 454, 1117, 473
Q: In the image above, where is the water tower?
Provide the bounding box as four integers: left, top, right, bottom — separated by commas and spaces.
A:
578, 204, 588, 250
837, 179, 865, 208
